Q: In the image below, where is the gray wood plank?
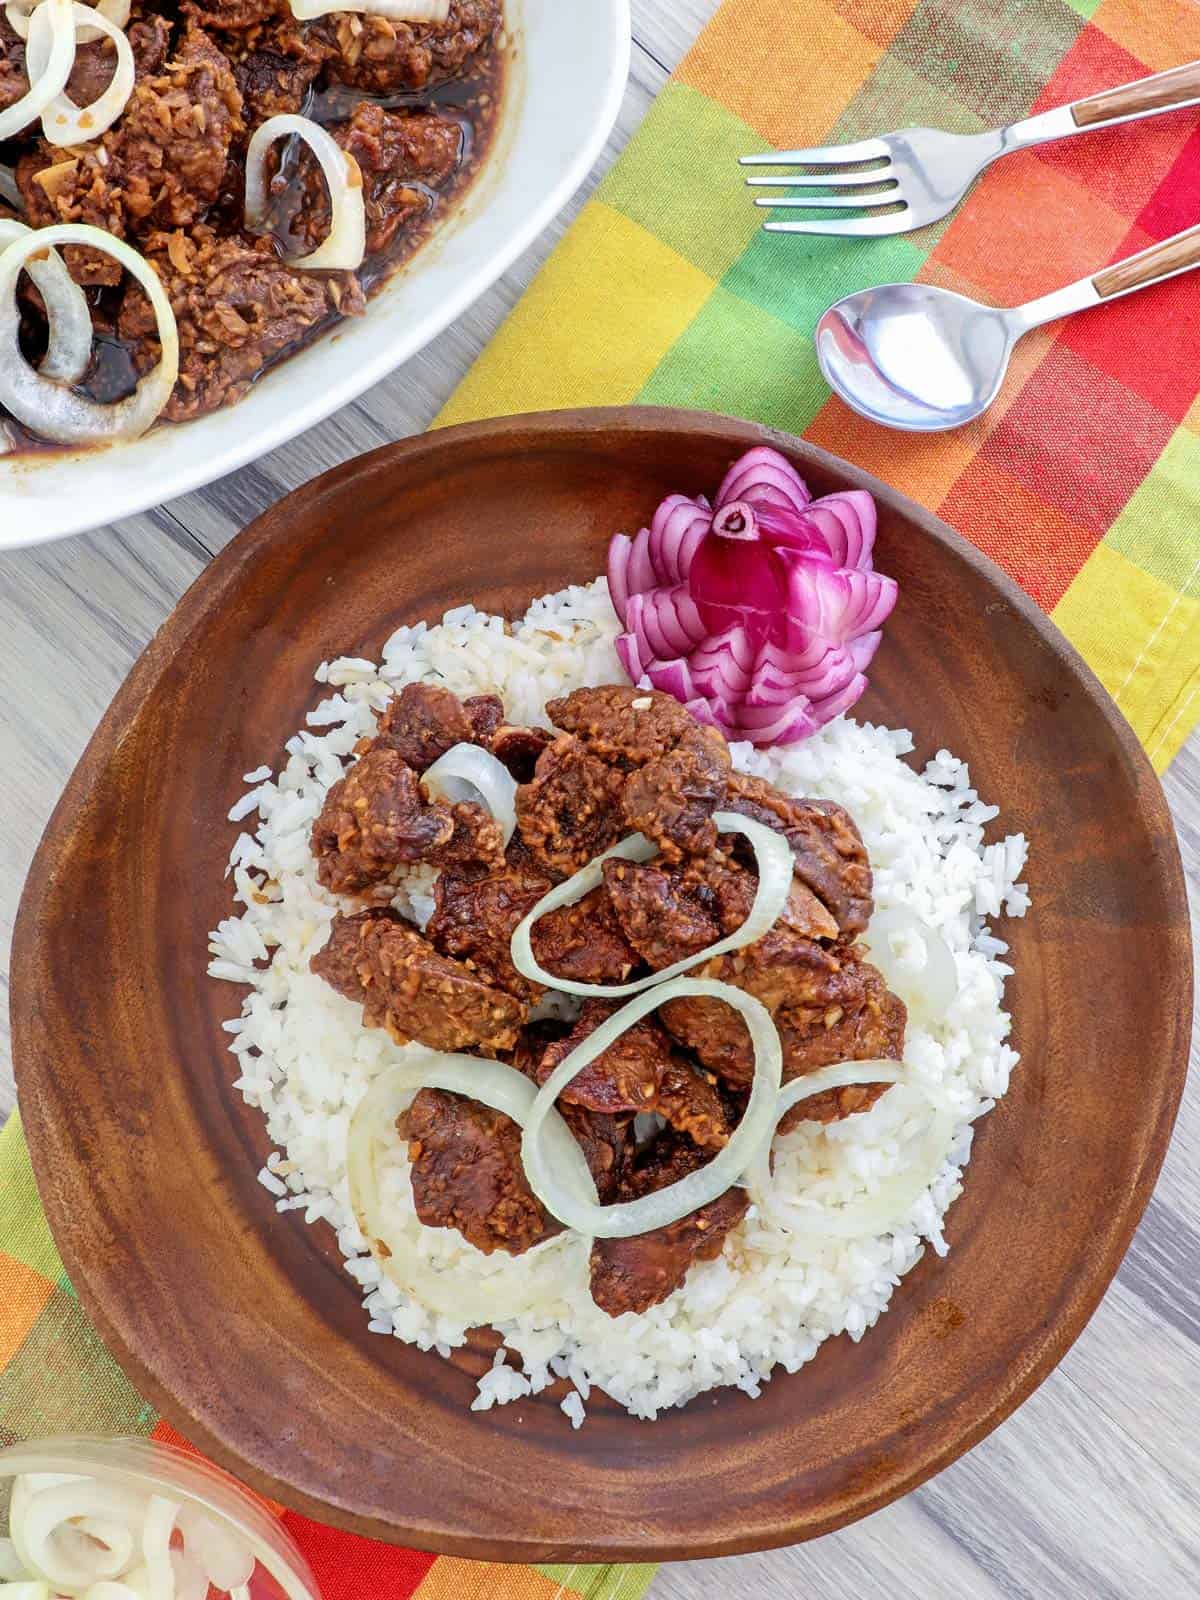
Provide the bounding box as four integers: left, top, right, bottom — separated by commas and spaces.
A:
0, 3, 1197, 1597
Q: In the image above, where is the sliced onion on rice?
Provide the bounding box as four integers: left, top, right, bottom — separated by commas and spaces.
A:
6, 0, 128, 42
288, 0, 449, 19
522, 977, 783, 1238
511, 810, 794, 999
0, 0, 75, 142
422, 741, 518, 846
348, 1052, 589, 1322
244, 114, 365, 271
0, 218, 92, 384
866, 906, 958, 1022
0, 224, 178, 445
28, 0, 135, 145
747, 1061, 956, 1241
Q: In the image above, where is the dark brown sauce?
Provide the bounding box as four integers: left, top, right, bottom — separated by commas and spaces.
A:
1, 18, 506, 455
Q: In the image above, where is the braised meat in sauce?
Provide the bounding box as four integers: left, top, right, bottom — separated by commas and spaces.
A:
589, 1131, 750, 1317
0, 0, 504, 446
306, 677, 906, 1316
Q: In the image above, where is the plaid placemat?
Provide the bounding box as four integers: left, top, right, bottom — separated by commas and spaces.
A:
4, 0, 1200, 1594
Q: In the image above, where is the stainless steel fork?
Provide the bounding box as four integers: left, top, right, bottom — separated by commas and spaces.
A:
741, 60, 1200, 236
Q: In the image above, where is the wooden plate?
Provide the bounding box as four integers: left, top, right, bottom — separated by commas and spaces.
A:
13, 409, 1191, 1562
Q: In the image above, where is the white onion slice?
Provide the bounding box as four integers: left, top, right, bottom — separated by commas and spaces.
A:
82, 1585, 143, 1600
0, 1583, 52, 1598
28, 1, 134, 145
0, 0, 75, 142
169, 1549, 206, 1600
0, 218, 92, 383
288, 0, 448, 18
6, 0, 127, 42
511, 811, 794, 998
244, 114, 365, 271
522, 977, 783, 1238
175, 1504, 253, 1594
866, 906, 958, 1022
348, 1051, 589, 1322
747, 1061, 956, 1240
422, 741, 518, 846
0, 1540, 27, 1581
140, 1498, 176, 1600
0, 223, 178, 444
11, 1479, 150, 1592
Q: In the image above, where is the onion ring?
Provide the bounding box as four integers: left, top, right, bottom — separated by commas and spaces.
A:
0, 223, 178, 445
0, 217, 91, 384
6, 0, 128, 41
866, 906, 958, 1022
10, 1478, 150, 1592
510, 810, 794, 998
747, 1061, 956, 1241
28, 0, 135, 145
0, 0, 75, 143
522, 977, 783, 1238
347, 1052, 589, 1322
422, 741, 518, 846
244, 114, 365, 271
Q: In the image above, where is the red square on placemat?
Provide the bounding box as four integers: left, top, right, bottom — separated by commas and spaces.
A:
1025, 28, 1194, 223
977, 342, 1175, 535
1058, 214, 1200, 426
938, 454, 1100, 611
281, 1511, 436, 1600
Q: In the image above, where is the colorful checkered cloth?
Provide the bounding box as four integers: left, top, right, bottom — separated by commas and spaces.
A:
3, 1, 1199, 1595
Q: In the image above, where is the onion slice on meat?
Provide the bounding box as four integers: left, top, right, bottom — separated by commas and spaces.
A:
865, 906, 958, 1023
0, 223, 178, 445
510, 810, 794, 998
0, 218, 91, 383
0, 0, 75, 143
6, 0, 128, 42
244, 114, 365, 271
347, 1051, 590, 1322
422, 742, 518, 846
522, 977, 783, 1238
28, 0, 135, 145
288, 0, 449, 18
746, 1061, 956, 1241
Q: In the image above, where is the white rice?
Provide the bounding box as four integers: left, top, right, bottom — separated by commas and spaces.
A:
208, 578, 1029, 1423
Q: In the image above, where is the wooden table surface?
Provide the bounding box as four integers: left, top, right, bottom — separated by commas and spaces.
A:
1, 1, 1197, 1592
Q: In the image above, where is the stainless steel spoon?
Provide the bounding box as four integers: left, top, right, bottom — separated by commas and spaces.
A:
814, 222, 1200, 431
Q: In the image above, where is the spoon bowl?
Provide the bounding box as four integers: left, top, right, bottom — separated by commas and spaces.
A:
816, 282, 1016, 432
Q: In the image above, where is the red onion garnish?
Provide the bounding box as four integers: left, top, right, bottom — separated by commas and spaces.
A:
607, 446, 897, 746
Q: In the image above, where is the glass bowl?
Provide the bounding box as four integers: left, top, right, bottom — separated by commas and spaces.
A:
0, 1436, 321, 1599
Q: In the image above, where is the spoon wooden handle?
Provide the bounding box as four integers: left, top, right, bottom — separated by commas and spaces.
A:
1071, 60, 1200, 127
1093, 224, 1200, 298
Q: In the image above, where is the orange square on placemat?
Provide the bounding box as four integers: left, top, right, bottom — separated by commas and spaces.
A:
677, 0, 881, 148
0, 1256, 53, 1367
934, 155, 1130, 306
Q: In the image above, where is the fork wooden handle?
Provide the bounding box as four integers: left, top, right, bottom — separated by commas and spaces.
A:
1072, 60, 1200, 127
1093, 224, 1200, 298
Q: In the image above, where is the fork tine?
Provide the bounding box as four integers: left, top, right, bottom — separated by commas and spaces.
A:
745, 167, 893, 189
739, 138, 891, 168
763, 211, 910, 237
756, 191, 899, 210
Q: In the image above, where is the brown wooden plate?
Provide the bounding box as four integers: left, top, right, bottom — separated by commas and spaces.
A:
12, 408, 1192, 1562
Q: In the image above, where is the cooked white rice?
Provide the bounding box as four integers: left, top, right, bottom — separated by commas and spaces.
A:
208, 578, 1029, 1422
